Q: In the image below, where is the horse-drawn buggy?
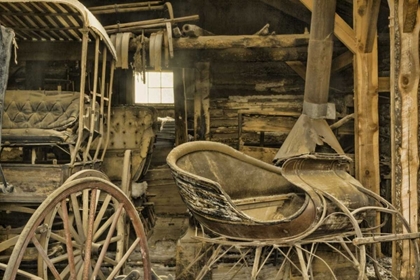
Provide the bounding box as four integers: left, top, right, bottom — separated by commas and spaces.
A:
0, 1, 153, 279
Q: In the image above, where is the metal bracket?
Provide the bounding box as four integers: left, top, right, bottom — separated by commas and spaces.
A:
302, 101, 336, 120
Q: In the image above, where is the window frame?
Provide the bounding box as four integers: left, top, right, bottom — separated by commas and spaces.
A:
134, 71, 174, 104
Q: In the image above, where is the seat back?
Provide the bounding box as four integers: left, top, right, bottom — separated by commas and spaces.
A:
4, 90, 79, 130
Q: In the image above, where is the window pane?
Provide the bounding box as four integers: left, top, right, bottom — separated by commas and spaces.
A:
148, 88, 161, 103
136, 91, 148, 103
161, 72, 173, 87
135, 74, 148, 103
161, 88, 174, 103
134, 71, 174, 104
148, 72, 161, 87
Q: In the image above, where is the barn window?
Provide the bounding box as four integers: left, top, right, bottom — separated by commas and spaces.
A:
135, 71, 174, 104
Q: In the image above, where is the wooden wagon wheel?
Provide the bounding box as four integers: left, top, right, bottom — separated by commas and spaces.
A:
4, 177, 151, 280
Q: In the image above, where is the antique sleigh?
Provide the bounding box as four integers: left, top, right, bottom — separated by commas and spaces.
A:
166, 140, 371, 241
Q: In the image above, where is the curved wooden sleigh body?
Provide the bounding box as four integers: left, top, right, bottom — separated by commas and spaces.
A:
167, 141, 375, 241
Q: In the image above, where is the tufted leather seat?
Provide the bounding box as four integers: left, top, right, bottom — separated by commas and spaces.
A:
2, 90, 80, 144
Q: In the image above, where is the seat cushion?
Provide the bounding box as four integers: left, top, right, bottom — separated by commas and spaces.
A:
2, 91, 80, 144
3, 90, 79, 130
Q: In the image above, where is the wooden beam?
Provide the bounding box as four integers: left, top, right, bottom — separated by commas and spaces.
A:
171, 47, 310, 64
171, 34, 310, 49
403, 0, 419, 32
355, 0, 381, 53
299, 0, 356, 53
390, 3, 420, 278
286, 50, 353, 79
353, 0, 380, 211
331, 50, 353, 72
285, 61, 306, 79
388, 3, 398, 275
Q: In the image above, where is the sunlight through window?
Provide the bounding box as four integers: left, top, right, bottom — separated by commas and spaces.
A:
135, 72, 174, 104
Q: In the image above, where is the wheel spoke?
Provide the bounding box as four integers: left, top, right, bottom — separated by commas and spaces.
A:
103, 255, 118, 266
93, 194, 112, 233
58, 208, 84, 244
32, 235, 62, 280
59, 255, 82, 279
107, 237, 141, 280
71, 192, 86, 242
82, 189, 90, 238
51, 249, 82, 264
82, 188, 98, 280
92, 203, 124, 278
49, 231, 82, 249
97, 235, 123, 245
92, 261, 107, 280
60, 199, 77, 279
93, 212, 116, 242
76, 258, 84, 280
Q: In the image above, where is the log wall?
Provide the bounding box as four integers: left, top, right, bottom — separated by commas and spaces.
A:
173, 58, 358, 164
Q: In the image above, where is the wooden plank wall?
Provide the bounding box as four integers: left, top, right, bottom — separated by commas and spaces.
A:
192, 63, 354, 165
206, 61, 305, 150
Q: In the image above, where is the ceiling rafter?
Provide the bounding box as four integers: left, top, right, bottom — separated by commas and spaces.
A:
258, 0, 311, 25
299, 0, 356, 53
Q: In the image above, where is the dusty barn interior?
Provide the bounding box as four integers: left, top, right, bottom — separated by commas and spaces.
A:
1, 0, 420, 279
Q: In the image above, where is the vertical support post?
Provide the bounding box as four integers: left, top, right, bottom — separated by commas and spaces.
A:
390, 2, 420, 278
194, 62, 211, 140
94, 45, 108, 161
353, 0, 380, 200
353, 0, 381, 258
70, 28, 89, 166
84, 36, 100, 161
174, 68, 188, 145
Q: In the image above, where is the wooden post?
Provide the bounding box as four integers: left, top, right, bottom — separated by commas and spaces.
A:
353, 0, 380, 194
390, 2, 420, 279
353, 0, 381, 258
173, 68, 188, 146
194, 62, 211, 140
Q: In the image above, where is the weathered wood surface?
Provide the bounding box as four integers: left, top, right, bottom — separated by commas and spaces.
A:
172, 47, 309, 64
172, 34, 310, 49
240, 146, 278, 163
390, 2, 420, 279
209, 95, 303, 146
144, 166, 187, 215
355, 0, 381, 53
299, 0, 356, 53
353, 0, 380, 195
